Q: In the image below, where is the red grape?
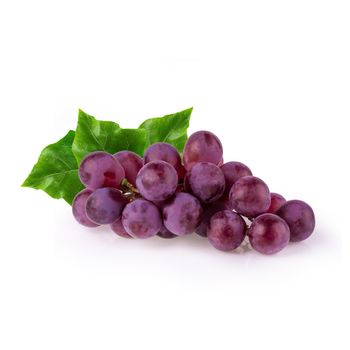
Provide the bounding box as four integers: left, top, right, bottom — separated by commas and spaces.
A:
114, 151, 143, 186
183, 131, 223, 170
207, 210, 246, 251
248, 213, 290, 254
79, 151, 125, 190
276, 200, 315, 242
72, 189, 99, 227
122, 199, 162, 239
229, 176, 271, 218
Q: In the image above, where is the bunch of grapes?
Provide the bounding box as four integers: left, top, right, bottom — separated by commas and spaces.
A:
72, 131, 315, 255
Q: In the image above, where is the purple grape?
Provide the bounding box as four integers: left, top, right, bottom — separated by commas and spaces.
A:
110, 217, 132, 238
207, 210, 246, 251
185, 162, 225, 203
144, 142, 184, 179
248, 213, 290, 254
157, 225, 177, 239
183, 131, 223, 171
229, 176, 271, 218
163, 193, 203, 235
195, 200, 228, 237
114, 151, 143, 186
221, 161, 252, 196
122, 199, 162, 239
72, 189, 99, 227
276, 200, 315, 242
136, 160, 178, 202
85, 187, 127, 225
79, 151, 125, 190
266, 193, 286, 214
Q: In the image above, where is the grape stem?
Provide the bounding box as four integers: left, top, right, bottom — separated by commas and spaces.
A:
120, 178, 140, 201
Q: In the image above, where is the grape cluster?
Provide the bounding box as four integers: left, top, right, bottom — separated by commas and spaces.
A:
72, 131, 315, 254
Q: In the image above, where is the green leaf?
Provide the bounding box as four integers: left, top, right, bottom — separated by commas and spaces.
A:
72, 109, 148, 163
23, 107, 193, 205
139, 107, 193, 154
22, 130, 84, 205
111, 128, 148, 156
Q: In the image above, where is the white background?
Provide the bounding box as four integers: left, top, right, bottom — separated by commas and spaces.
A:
1, 1, 349, 349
